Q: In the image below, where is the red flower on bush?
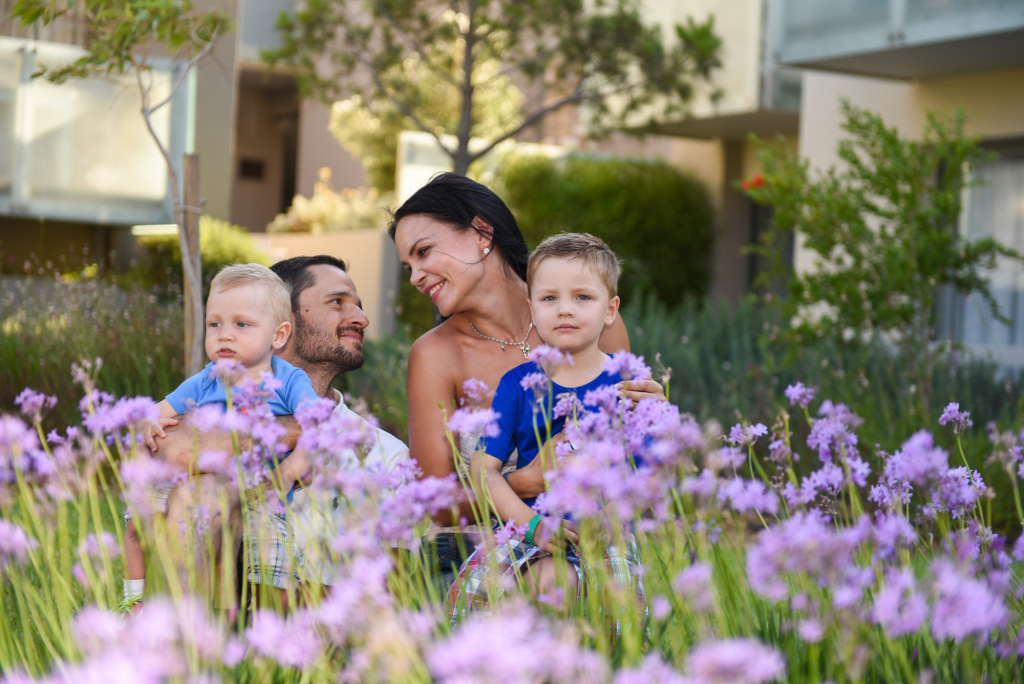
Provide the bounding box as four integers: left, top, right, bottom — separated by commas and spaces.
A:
742, 174, 765, 191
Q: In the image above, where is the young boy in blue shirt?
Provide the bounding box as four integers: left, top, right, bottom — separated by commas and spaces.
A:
449, 233, 656, 613
123, 263, 317, 610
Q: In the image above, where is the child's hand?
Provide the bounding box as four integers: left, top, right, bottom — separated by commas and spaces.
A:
617, 378, 667, 403
139, 417, 179, 452
534, 516, 579, 553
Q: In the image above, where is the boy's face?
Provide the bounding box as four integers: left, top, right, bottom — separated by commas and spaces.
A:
205, 284, 290, 374
529, 256, 619, 356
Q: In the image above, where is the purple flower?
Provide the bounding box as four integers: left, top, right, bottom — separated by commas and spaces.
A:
552, 392, 585, 420
0, 520, 38, 567
726, 423, 768, 447
519, 372, 550, 396
603, 351, 652, 382
882, 430, 949, 488
929, 558, 1007, 642
83, 395, 159, 435
461, 379, 492, 407
613, 655, 687, 684
427, 605, 609, 684
871, 567, 927, 637
529, 344, 574, 370
784, 382, 815, 409
674, 562, 714, 611
210, 358, 246, 387
246, 611, 322, 668
79, 531, 118, 559
686, 638, 786, 684
494, 520, 527, 545
14, 388, 57, 423
717, 477, 779, 515
376, 475, 462, 547
447, 407, 500, 439
938, 402, 973, 434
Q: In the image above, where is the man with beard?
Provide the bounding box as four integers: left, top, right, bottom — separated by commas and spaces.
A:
270, 255, 409, 589
148, 255, 408, 608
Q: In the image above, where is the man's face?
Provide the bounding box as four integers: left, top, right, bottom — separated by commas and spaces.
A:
292, 264, 369, 373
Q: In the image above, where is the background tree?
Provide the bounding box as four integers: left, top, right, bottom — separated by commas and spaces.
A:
746, 102, 1023, 415
328, 48, 524, 192
13, 0, 232, 376
266, 0, 721, 177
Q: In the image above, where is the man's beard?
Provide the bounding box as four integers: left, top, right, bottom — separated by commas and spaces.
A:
293, 310, 364, 373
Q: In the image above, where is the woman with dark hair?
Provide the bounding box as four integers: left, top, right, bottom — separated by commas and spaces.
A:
389, 173, 658, 576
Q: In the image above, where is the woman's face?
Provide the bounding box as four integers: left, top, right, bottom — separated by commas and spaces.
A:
394, 214, 487, 317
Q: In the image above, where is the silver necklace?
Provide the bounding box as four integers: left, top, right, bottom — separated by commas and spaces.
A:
467, 318, 534, 358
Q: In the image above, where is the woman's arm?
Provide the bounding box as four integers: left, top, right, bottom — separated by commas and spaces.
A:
599, 311, 630, 354
405, 336, 459, 481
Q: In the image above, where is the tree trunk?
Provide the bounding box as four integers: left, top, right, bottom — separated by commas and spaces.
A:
182, 154, 204, 376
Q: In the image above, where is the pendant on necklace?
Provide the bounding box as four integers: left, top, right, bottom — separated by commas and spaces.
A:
522, 343, 530, 358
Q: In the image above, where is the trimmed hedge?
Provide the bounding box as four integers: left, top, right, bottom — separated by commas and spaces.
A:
496, 153, 714, 307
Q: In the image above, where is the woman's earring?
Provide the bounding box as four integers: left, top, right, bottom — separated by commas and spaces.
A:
483, 247, 491, 256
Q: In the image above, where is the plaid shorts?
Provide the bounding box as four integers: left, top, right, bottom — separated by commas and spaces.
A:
123, 482, 175, 521
242, 502, 304, 589
445, 533, 644, 622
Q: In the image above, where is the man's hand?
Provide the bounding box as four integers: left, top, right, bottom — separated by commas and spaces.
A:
618, 378, 667, 403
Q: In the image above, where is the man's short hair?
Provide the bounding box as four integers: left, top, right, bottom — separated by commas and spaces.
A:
270, 255, 349, 315
209, 263, 292, 324
527, 232, 621, 297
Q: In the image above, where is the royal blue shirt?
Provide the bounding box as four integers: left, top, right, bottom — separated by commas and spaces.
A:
481, 360, 622, 508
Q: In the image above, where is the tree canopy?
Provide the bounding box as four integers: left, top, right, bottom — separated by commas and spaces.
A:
266, 0, 721, 175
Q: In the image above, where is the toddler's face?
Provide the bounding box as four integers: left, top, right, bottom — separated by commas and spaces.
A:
204, 284, 288, 374
529, 257, 618, 357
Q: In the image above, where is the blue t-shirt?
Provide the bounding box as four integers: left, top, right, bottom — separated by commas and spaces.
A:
481, 360, 622, 508
165, 355, 317, 417
165, 356, 317, 502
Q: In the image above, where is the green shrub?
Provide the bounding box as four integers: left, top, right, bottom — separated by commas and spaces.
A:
496, 153, 715, 307
129, 216, 271, 296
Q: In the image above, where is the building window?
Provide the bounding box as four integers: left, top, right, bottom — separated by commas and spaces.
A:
938, 144, 1024, 348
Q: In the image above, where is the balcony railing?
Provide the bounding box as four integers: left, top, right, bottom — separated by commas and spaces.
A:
771, 0, 1024, 78
0, 37, 188, 225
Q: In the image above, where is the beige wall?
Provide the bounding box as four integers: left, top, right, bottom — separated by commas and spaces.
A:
638, 0, 764, 118
296, 101, 366, 196
253, 229, 400, 339
195, 0, 240, 222
793, 67, 1024, 275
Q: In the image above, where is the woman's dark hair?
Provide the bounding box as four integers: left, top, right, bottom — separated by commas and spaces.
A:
388, 172, 529, 283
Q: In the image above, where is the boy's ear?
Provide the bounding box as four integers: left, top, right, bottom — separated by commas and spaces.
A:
605, 295, 620, 326
272, 320, 291, 351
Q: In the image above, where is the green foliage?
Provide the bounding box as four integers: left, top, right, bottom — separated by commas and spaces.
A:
328, 53, 524, 192
131, 216, 272, 297
0, 275, 185, 429
267, 169, 393, 233
12, 0, 232, 84
622, 294, 1024, 533
745, 103, 1024, 413
497, 153, 714, 306
265, 0, 721, 175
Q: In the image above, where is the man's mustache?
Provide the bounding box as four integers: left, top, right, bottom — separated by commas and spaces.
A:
337, 325, 364, 342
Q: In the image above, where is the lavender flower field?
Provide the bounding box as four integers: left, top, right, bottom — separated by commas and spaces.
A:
3, 347, 1024, 683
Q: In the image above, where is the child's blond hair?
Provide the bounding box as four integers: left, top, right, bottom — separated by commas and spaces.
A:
527, 232, 621, 297
209, 264, 292, 324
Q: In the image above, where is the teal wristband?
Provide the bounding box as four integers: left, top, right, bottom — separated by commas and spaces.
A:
525, 514, 543, 546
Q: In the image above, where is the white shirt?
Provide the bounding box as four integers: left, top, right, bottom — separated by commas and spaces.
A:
289, 389, 409, 585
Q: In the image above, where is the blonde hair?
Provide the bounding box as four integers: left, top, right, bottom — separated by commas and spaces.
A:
209, 263, 292, 324
527, 232, 620, 297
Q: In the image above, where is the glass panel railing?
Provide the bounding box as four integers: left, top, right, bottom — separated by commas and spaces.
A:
779, 0, 891, 54
239, 0, 296, 61
0, 50, 20, 198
